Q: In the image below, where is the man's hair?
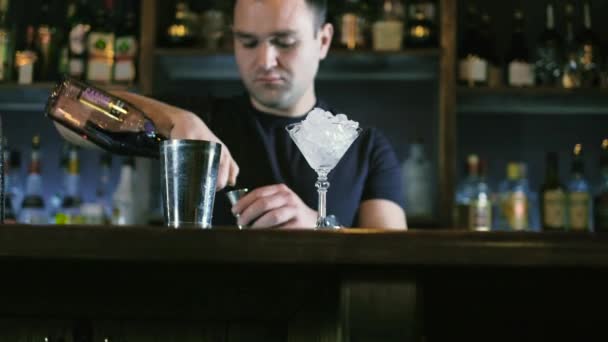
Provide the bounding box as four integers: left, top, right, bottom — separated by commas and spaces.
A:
232, 0, 328, 31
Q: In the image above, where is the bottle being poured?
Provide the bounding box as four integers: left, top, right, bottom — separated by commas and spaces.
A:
45, 76, 167, 158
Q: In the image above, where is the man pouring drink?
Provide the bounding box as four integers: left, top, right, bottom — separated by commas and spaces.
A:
49, 0, 407, 230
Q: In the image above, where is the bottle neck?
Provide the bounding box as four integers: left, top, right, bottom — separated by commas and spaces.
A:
583, 2, 592, 29
546, 4, 555, 30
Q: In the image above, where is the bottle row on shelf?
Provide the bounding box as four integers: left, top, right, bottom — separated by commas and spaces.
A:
459, 0, 608, 89
3, 135, 142, 226
0, 0, 139, 86
455, 140, 608, 232
163, 0, 438, 51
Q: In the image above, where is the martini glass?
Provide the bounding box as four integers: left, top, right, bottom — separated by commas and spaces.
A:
286, 122, 362, 228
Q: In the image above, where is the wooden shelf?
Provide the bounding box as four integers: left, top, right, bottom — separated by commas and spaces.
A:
0, 83, 139, 113
457, 86, 608, 115
154, 48, 440, 82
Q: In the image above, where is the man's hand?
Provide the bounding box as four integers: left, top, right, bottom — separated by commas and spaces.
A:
169, 111, 239, 190
231, 184, 317, 229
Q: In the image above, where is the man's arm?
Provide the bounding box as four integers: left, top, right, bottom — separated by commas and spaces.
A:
358, 199, 407, 230
54, 91, 239, 189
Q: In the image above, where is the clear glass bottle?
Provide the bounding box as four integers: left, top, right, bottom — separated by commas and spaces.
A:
112, 156, 135, 225
55, 144, 82, 224
402, 139, 433, 218
594, 139, 608, 232
535, 2, 562, 86
567, 143, 592, 231
540, 152, 566, 231
45, 76, 167, 158
455, 154, 492, 231
18, 135, 49, 224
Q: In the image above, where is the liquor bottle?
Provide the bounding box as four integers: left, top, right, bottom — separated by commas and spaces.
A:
371, 0, 404, 51
166, 0, 197, 47
505, 9, 534, 87
535, 2, 562, 87
567, 144, 591, 231
406, 0, 436, 48
455, 155, 492, 231
113, 0, 138, 84
561, 1, 581, 89
45, 77, 167, 158
402, 140, 433, 218
0, 0, 14, 82
540, 152, 566, 231
112, 156, 135, 225
337, 0, 369, 50
55, 144, 82, 224
18, 135, 49, 224
594, 139, 608, 232
86, 0, 115, 83
14, 25, 38, 84
496, 162, 530, 231
200, 0, 227, 51
576, 1, 601, 88
478, 11, 501, 87
35, 0, 60, 81
458, 3, 487, 87
66, 0, 92, 80
2, 142, 21, 222
95, 152, 113, 222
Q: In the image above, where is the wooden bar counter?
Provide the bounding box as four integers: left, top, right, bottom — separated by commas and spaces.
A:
1, 225, 608, 341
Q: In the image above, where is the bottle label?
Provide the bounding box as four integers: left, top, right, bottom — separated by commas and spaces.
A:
508, 61, 534, 86
502, 191, 528, 230
87, 32, 114, 82
595, 193, 608, 231
69, 59, 85, 77
0, 30, 9, 80
17, 63, 34, 85
459, 56, 488, 82
79, 87, 127, 119
469, 198, 492, 231
114, 36, 138, 82
372, 21, 403, 51
543, 189, 566, 228
569, 191, 590, 231
70, 24, 90, 55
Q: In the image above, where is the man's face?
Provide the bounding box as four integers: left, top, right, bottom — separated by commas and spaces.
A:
233, 0, 332, 111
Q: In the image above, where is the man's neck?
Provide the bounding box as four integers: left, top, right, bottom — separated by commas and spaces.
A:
250, 91, 317, 118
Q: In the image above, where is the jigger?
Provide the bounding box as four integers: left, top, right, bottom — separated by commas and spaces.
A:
226, 188, 249, 229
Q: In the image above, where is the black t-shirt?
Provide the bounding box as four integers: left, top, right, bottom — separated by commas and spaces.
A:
188, 95, 403, 227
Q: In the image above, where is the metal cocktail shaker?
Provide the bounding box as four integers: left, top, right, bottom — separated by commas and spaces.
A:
160, 139, 221, 228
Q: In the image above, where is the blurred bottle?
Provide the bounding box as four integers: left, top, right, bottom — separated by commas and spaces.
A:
89, 152, 113, 224
478, 11, 501, 87
576, 1, 601, 88
200, 0, 226, 51
561, 1, 581, 89
406, 0, 436, 48
594, 139, 608, 232
35, 0, 60, 81
540, 152, 566, 231
505, 8, 534, 87
112, 156, 135, 225
0, 0, 14, 82
455, 154, 492, 231
567, 143, 591, 231
402, 139, 433, 218
535, 2, 562, 87
372, 0, 404, 52
496, 162, 531, 231
166, 0, 197, 47
458, 2, 487, 87
48, 142, 69, 221
55, 144, 82, 224
65, 0, 92, 80
3, 139, 22, 222
337, 0, 369, 50
86, 0, 115, 83
113, 0, 138, 85
14, 25, 38, 84
18, 135, 48, 224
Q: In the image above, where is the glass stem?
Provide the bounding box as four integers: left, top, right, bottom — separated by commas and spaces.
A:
315, 171, 330, 227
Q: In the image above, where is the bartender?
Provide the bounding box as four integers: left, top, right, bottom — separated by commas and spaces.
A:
58, 0, 407, 229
